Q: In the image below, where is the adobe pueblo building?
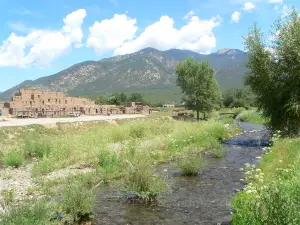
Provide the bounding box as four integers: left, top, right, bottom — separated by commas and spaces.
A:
0, 88, 149, 118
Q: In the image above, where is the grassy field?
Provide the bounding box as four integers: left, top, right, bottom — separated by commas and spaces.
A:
232, 134, 300, 224
0, 116, 239, 224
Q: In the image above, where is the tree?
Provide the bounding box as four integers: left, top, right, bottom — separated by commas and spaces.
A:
108, 93, 121, 105
245, 9, 300, 135
175, 57, 221, 120
222, 88, 255, 108
119, 92, 127, 105
129, 93, 144, 103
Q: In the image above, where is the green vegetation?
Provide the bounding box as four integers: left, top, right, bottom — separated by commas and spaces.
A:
61, 184, 95, 222
123, 155, 169, 201
3, 151, 24, 167
0, 116, 239, 223
176, 58, 221, 120
236, 109, 266, 124
245, 9, 300, 135
232, 136, 300, 224
90, 92, 145, 105
24, 139, 51, 159
222, 88, 255, 108
176, 153, 205, 176
0, 200, 54, 225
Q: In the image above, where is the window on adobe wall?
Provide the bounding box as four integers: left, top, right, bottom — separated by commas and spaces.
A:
48, 99, 50, 103
65, 100, 67, 104
42, 101, 44, 105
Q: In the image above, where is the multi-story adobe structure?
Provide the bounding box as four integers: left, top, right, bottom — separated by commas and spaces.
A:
6, 88, 103, 117
0, 88, 150, 117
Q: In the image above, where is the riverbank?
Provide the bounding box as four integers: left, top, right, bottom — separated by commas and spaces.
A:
231, 132, 300, 224
93, 122, 270, 224
0, 117, 240, 224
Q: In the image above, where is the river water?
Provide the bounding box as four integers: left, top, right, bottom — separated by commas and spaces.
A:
93, 122, 270, 225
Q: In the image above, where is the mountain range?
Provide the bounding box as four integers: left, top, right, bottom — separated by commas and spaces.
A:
0, 48, 247, 101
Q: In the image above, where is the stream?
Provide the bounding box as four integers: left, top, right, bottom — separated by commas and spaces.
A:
93, 122, 270, 225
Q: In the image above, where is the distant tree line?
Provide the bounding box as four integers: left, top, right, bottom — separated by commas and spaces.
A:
222, 88, 256, 109
91, 92, 145, 106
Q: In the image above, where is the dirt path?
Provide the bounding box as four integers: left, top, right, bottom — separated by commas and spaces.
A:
0, 114, 145, 127
93, 122, 270, 225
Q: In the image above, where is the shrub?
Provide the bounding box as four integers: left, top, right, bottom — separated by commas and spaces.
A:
232, 138, 300, 225
24, 140, 51, 159
236, 110, 266, 124
3, 151, 24, 167
0, 200, 54, 225
61, 184, 95, 222
176, 153, 205, 176
123, 156, 169, 201
98, 150, 119, 173
32, 159, 54, 176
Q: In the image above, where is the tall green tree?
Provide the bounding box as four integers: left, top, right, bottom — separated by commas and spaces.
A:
175, 57, 221, 120
223, 88, 255, 108
129, 93, 144, 103
245, 9, 300, 135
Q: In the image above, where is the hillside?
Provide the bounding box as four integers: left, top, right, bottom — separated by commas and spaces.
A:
0, 48, 247, 101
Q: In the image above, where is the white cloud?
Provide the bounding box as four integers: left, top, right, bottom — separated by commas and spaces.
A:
114, 15, 222, 55
184, 10, 195, 20
86, 14, 138, 54
268, 0, 283, 4
0, 9, 87, 68
243, 2, 255, 12
8, 22, 32, 33
231, 11, 241, 23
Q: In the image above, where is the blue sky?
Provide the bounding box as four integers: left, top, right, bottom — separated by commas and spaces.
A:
0, 0, 298, 91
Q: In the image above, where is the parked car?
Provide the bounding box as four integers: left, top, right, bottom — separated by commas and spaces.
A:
68, 112, 80, 117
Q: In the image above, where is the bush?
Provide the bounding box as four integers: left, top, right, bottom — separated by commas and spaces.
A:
61, 184, 95, 222
123, 156, 169, 201
24, 140, 51, 159
3, 151, 24, 167
232, 138, 300, 225
0, 200, 54, 225
176, 153, 205, 176
98, 150, 119, 173
236, 110, 266, 124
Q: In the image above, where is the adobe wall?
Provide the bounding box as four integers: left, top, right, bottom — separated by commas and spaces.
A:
6, 88, 150, 117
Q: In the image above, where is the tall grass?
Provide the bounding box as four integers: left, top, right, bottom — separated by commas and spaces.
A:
123, 155, 169, 201
0, 200, 54, 225
61, 184, 95, 223
3, 151, 24, 167
232, 138, 300, 224
24, 139, 51, 159
29, 118, 238, 177
176, 153, 205, 176
236, 109, 266, 124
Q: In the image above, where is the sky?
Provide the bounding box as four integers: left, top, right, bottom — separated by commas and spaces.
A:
0, 0, 298, 91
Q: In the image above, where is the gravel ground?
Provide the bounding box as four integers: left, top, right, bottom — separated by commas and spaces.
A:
0, 114, 145, 127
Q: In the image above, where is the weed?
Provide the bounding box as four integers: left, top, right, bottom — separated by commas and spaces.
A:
3, 151, 24, 168
176, 153, 205, 176
1, 189, 14, 205
123, 156, 169, 201
61, 184, 95, 222
0, 200, 54, 225
232, 138, 300, 224
24, 139, 51, 159
236, 110, 266, 124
